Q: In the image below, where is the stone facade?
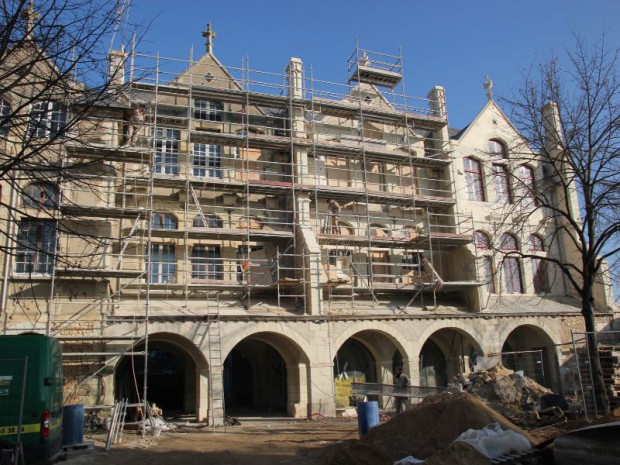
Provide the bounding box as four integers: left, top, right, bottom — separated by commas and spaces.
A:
0, 41, 615, 425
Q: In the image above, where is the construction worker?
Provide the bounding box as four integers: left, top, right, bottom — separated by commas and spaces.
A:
393, 366, 410, 414
123, 104, 146, 146
326, 199, 354, 234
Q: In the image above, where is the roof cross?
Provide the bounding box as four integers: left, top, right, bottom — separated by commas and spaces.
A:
22, 0, 39, 40
202, 23, 216, 54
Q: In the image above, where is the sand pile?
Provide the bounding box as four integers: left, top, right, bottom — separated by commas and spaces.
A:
328, 392, 534, 465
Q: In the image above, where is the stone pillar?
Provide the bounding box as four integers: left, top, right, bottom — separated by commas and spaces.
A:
287, 362, 309, 417
307, 323, 336, 417
196, 368, 209, 422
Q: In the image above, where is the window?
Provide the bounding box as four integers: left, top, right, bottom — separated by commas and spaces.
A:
15, 220, 57, 274
402, 252, 424, 272
193, 214, 223, 228
492, 164, 512, 203
194, 99, 223, 121
500, 233, 523, 293
152, 213, 177, 229
193, 143, 222, 178
463, 157, 485, 201
191, 245, 223, 280
154, 128, 180, 175
474, 230, 491, 249
531, 258, 549, 293
0, 98, 10, 136
517, 165, 537, 208
528, 234, 544, 252
29, 101, 67, 138
489, 139, 507, 159
150, 244, 176, 283
23, 182, 59, 207
482, 256, 496, 293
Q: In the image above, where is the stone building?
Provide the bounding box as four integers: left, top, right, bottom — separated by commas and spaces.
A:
0, 28, 615, 424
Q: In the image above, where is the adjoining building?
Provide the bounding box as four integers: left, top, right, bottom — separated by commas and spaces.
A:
0, 26, 615, 424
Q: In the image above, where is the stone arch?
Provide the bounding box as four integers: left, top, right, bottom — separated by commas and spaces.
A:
418, 325, 484, 388
221, 327, 311, 418
114, 332, 209, 420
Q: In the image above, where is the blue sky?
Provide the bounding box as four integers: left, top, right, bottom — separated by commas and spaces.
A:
125, 0, 620, 130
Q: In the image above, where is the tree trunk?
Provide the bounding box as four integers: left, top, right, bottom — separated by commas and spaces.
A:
582, 288, 611, 416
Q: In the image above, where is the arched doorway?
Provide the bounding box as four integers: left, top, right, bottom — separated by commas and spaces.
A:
502, 325, 557, 389
224, 334, 305, 417
115, 334, 207, 419
420, 328, 482, 387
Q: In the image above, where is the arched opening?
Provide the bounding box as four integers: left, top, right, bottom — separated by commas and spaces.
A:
501, 325, 557, 389
115, 340, 197, 416
224, 338, 289, 417
420, 328, 482, 388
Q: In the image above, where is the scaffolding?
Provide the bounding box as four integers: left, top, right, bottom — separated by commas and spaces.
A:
0, 43, 480, 425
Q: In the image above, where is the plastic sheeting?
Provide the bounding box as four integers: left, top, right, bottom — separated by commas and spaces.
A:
454, 422, 531, 459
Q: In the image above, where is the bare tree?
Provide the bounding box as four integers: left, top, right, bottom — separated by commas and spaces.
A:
501, 35, 620, 415
0, 0, 142, 320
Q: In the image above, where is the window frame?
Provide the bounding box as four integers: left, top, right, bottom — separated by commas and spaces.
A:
518, 164, 537, 208
15, 220, 57, 274
481, 255, 496, 293
463, 157, 485, 201
488, 139, 508, 159
23, 182, 59, 208
194, 99, 223, 121
192, 143, 222, 178
0, 98, 10, 137
474, 230, 491, 250
29, 101, 67, 139
492, 163, 512, 204
154, 128, 180, 175
149, 243, 176, 283
191, 245, 223, 280
151, 213, 178, 230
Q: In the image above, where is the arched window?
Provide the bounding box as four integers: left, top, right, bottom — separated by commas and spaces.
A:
463, 157, 485, 201
368, 223, 389, 238
152, 213, 177, 229
492, 163, 512, 203
194, 99, 223, 121
29, 101, 67, 138
474, 231, 494, 292
23, 182, 59, 207
518, 165, 537, 208
193, 214, 223, 228
528, 234, 548, 293
474, 230, 491, 249
500, 233, 523, 293
528, 234, 544, 251
489, 139, 507, 159
0, 98, 10, 136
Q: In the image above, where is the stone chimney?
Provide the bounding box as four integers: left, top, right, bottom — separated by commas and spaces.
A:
108, 48, 127, 87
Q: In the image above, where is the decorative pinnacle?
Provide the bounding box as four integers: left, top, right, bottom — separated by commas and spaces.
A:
484, 75, 493, 101
22, 0, 39, 40
202, 22, 216, 54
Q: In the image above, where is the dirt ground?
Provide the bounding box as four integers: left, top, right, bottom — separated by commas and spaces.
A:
65, 418, 360, 465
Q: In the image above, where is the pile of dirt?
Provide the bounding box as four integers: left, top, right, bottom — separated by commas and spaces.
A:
452, 364, 556, 426
328, 392, 534, 465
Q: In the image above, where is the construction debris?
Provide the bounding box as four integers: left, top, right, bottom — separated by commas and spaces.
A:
450, 364, 576, 427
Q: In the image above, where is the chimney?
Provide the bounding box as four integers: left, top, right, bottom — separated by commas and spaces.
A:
108, 48, 128, 87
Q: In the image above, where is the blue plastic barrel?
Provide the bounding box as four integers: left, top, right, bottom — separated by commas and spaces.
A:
62, 404, 84, 446
357, 400, 380, 437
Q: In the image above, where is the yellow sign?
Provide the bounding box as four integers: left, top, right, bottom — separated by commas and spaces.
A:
0, 423, 40, 436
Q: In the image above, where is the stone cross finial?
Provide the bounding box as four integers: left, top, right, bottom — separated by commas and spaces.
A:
202, 23, 216, 54
22, 0, 39, 40
484, 75, 493, 101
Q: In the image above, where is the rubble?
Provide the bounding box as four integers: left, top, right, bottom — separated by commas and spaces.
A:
449, 364, 575, 427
